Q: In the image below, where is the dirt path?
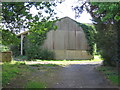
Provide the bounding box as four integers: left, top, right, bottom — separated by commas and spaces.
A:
5, 61, 118, 88
51, 64, 114, 88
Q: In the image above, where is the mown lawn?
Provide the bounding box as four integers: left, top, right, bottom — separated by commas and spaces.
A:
97, 65, 120, 86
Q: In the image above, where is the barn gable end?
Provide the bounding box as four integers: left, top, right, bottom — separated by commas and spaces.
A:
43, 17, 93, 60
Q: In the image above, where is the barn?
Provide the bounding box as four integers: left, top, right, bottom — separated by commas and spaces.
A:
18, 17, 93, 60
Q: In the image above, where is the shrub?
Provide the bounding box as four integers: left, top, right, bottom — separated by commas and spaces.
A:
39, 48, 55, 60
0, 45, 9, 52
22, 20, 57, 60
10, 45, 20, 57
25, 46, 55, 60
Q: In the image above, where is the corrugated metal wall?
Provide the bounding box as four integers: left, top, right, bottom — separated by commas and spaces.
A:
43, 17, 93, 59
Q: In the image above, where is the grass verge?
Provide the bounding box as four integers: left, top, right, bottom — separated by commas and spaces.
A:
2, 62, 30, 87
27, 55, 103, 62
96, 66, 120, 86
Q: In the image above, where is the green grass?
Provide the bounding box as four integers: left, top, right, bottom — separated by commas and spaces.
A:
30, 55, 103, 62
24, 81, 46, 88
97, 66, 120, 86
2, 62, 29, 86
25, 55, 103, 67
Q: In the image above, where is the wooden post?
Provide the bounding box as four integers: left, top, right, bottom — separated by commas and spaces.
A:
21, 34, 24, 55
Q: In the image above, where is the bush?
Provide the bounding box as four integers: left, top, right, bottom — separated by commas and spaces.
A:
25, 46, 55, 60
38, 48, 55, 60
10, 45, 20, 57
0, 45, 9, 52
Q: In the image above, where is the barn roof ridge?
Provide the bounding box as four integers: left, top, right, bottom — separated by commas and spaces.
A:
17, 17, 78, 36
17, 17, 93, 36
58, 16, 81, 24
58, 17, 93, 26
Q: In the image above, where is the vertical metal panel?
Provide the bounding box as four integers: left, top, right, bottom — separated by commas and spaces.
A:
60, 18, 69, 31
76, 31, 82, 50
55, 18, 70, 31
43, 30, 53, 50
53, 31, 65, 50
68, 31, 76, 50
68, 18, 76, 31
64, 31, 69, 50
47, 30, 54, 50
79, 32, 88, 50
76, 24, 83, 31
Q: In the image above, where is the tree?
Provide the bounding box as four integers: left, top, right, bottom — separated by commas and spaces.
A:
1, 2, 57, 46
73, 2, 120, 66
2, 2, 56, 33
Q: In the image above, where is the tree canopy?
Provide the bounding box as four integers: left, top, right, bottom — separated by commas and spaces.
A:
73, 1, 120, 66
1, 2, 57, 46
2, 2, 57, 33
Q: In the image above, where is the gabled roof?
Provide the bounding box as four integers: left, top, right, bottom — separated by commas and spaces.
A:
17, 17, 74, 36
58, 17, 93, 26
17, 17, 93, 36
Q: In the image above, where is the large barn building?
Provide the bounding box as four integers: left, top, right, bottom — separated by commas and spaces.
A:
18, 17, 93, 60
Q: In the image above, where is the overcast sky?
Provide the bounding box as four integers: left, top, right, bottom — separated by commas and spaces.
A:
30, 0, 92, 23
